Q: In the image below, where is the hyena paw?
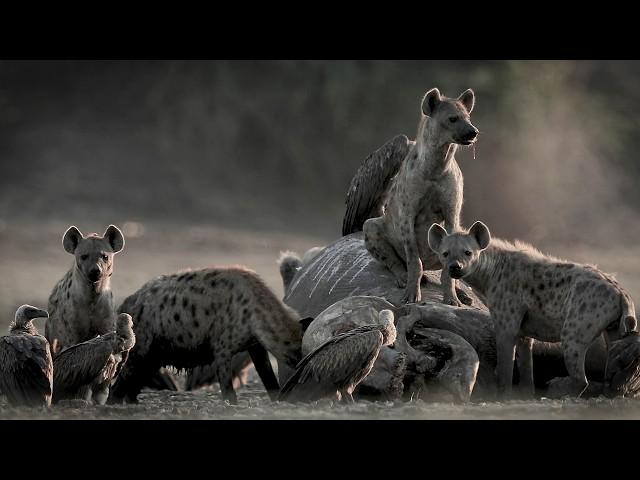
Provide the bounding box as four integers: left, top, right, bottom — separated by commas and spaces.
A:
455, 288, 473, 306
442, 295, 463, 308
402, 288, 421, 304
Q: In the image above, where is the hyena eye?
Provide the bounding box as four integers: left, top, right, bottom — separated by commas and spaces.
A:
465, 250, 472, 256
443, 252, 449, 258
449, 116, 458, 123
80, 254, 88, 261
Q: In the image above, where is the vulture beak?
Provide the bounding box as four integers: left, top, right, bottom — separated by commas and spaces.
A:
26, 308, 49, 320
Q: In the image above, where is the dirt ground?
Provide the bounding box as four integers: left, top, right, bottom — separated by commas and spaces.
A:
1, 220, 640, 419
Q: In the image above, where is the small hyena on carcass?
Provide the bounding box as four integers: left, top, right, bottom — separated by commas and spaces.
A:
428, 221, 637, 398
363, 88, 479, 306
109, 266, 304, 404
45, 225, 125, 353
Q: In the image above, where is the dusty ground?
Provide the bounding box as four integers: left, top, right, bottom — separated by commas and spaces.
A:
1, 378, 639, 420
1, 220, 640, 420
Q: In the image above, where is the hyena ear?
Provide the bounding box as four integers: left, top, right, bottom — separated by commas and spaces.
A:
104, 225, 125, 254
421, 88, 442, 117
428, 223, 448, 253
300, 317, 314, 333
469, 221, 491, 250
62, 226, 84, 254
458, 89, 475, 113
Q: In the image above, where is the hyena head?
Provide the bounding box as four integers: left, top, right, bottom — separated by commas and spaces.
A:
62, 225, 125, 285
420, 88, 479, 146
428, 221, 491, 279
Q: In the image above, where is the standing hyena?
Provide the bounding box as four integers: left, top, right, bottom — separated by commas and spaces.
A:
363, 88, 479, 306
427, 221, 637, 398
45, 225, 125, 353
109, 266, 304, 404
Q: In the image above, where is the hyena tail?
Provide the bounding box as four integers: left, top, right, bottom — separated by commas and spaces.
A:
620, 291, 637, 336
277, 251, 303, 293
253, 303, 304, 370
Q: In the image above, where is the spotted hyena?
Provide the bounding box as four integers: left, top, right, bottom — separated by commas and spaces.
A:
428, 221, 637, 398
364, 88, 479, 306
45, 225, 125, 353
109, 266, 304, 404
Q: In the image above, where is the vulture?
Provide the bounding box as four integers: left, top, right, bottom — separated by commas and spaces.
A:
52, 313, 135, 404
279, 310, 397, 403
0, 305, 53, 408
604, 316, 640, 398
342, 134, 414, 236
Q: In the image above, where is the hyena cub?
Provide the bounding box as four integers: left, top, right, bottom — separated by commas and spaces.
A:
109, 267, 304, 404
364, 88, 479, 306
45, 225, 125, 353
428, 221, 637, 398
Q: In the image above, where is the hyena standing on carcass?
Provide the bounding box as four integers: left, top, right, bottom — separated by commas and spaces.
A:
427, 221, 638, 398
358, 88, 479, 306
109, 266, 304, 404
45, 225, 125, 353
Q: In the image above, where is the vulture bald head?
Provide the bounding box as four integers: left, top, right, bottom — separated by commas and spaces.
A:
11, 305, 49, 333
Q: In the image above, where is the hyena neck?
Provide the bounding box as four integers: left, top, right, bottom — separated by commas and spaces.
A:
464, 245, 504, 298
71, 265, 112, 302
415, 118, 458, 176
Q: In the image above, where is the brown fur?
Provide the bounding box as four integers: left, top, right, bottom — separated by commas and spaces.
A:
428, 221, 637, 398
110, 266, 303, 404
364, 88, 479, 306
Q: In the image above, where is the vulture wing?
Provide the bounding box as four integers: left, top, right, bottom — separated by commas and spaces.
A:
279, 325, 383, 402
52, 333, 115, 401
0, 334, 53, 407
342, 134, 413, 236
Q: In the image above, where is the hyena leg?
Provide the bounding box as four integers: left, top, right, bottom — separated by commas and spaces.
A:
247, 343, 280, 401
440, 268, 465, 307
108, 359, 157, 404
364, 217, 407, 288
561, 338, 590, 397
516, 336, 535, 398
402, 234, 423, 304
495, 322, 519, 398
215, 358, 238, 405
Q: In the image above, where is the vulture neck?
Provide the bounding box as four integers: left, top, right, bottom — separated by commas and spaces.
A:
9, 321, 38, 336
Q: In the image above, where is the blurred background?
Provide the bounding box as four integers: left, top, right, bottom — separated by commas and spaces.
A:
1, 60, 640, 329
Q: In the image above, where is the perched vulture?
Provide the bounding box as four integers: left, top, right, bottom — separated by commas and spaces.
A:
279, 310, 397, 403
53, 313, 135, 404
604, 317, 640, 398
0, 305, 53, 407
342, 134, 414, 236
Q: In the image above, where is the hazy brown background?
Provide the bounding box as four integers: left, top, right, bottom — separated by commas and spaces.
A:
1, 60, 640, 330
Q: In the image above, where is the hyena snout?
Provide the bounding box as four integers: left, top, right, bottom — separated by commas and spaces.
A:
88, 265, 102, 282
459, 125, 479, 145
448, 261, 464, 279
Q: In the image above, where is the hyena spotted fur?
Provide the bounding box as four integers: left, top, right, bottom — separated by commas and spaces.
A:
45, 225, 125, 353
363, 88, 479, 306
428, 221, 637, 398
109, 266, 304, 404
